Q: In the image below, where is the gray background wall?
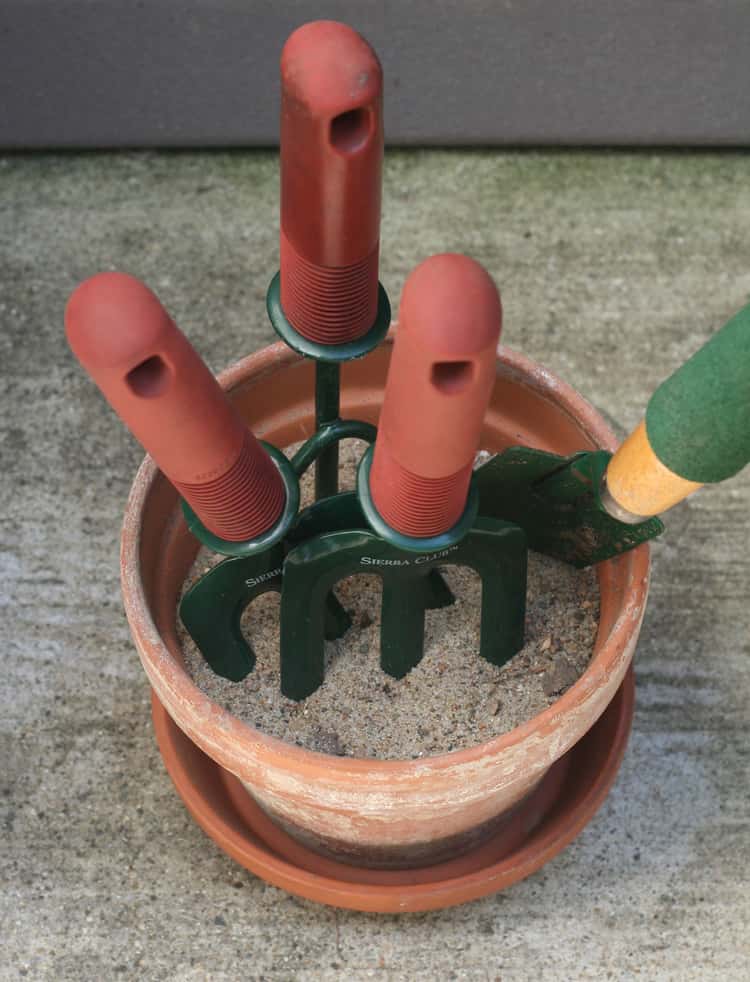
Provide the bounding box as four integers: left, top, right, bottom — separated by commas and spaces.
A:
1, 0, 749, 148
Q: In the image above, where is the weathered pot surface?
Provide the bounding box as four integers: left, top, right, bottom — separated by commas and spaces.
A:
121, 336, 650, 868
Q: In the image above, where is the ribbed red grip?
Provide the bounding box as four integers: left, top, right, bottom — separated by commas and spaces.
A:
280, 231, 379, 344
173, 431, 285, 541
370, 254, 502, 537
65, 272, 285, 542
280, 20, 383, 344
370, 440, 473, 537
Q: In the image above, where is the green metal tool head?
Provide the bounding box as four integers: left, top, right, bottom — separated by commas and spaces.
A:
279, 490, 527, 701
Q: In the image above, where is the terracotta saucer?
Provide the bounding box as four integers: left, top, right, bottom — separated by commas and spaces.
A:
151, 667, 634, 913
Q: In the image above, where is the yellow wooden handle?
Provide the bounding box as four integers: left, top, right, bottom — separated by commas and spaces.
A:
604, 420, 703, 520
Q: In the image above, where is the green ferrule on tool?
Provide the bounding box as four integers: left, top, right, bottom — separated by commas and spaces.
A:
645, 303, 750, 484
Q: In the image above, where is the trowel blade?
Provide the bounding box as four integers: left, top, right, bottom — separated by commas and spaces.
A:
474, 446, 664, 567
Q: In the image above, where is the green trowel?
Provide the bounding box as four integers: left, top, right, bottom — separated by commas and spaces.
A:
475, 302, 750, 567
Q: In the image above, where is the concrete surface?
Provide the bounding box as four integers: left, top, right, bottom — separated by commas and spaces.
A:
1, 150, 749, 980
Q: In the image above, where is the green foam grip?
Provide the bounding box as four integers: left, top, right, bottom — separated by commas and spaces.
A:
645, 302, 750, 484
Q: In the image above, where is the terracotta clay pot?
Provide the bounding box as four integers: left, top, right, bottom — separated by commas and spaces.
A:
121, 337, 650, 870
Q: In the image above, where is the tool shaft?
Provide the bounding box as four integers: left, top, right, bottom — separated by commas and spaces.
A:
66, 272, 285, 541
280, 20, 383, 345
314, 361, 341, 500
370, 254, 501, 536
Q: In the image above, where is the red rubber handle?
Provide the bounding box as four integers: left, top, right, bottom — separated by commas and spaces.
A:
280, 20, 383, 344
369, 254, 502, 536
65, 272, 285, 542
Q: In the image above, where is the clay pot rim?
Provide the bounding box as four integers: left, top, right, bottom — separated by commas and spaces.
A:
121, 336, 650, 775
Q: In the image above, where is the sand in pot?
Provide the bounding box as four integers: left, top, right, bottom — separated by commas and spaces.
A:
177, 442, 600, 760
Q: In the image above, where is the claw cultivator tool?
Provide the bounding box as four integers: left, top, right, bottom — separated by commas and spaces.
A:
66, 20, 750, 707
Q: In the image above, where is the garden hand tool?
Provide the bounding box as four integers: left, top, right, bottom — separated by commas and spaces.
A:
270, 20, 452, 618
66, 273, 349, 679
156, 20, 390, 678
475, 302, 750, 567
267, 19, 391, 500
279, 255, 527, 701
